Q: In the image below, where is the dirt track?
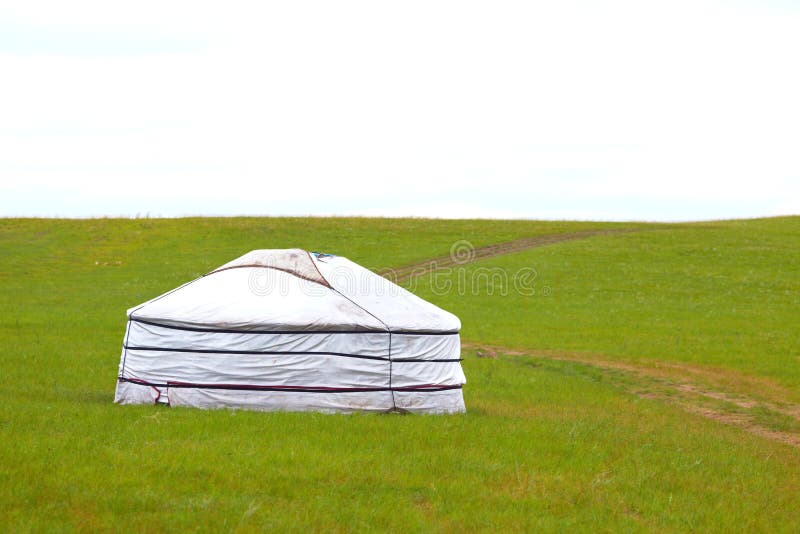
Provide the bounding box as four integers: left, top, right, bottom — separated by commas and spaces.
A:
380, 228, 638, 283
381, 230, 800, 448
464, 343, 800, 449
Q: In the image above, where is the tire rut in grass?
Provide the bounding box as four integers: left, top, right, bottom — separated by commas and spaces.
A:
466, 343, 800, 449
381, 230, 800, 448
380, 228, 639, 283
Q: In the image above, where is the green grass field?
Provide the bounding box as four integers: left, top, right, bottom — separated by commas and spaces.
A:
1, 216, 799, 531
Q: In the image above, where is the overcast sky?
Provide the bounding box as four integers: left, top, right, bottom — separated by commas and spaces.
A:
1, 0, 798, 221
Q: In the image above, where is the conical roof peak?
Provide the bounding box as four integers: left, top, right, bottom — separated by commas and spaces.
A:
210, 248, 330, 288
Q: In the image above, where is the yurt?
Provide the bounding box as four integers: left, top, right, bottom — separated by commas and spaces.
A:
114, 249, 466, 413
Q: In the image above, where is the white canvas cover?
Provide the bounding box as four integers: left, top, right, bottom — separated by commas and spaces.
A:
114, 249, 466, 414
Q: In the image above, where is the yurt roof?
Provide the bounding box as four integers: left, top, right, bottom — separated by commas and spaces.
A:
127, 249, 460, 334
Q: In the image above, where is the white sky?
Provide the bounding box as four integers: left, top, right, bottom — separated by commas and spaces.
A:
1, 0, 798, 220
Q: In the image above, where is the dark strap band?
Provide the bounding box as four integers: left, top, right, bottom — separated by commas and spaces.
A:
123, 345, 462, 363
129, 317, 459, 336
119, 376, 462, 394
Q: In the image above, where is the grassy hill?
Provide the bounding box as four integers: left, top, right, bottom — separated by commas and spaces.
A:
1, 216, 798, 531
